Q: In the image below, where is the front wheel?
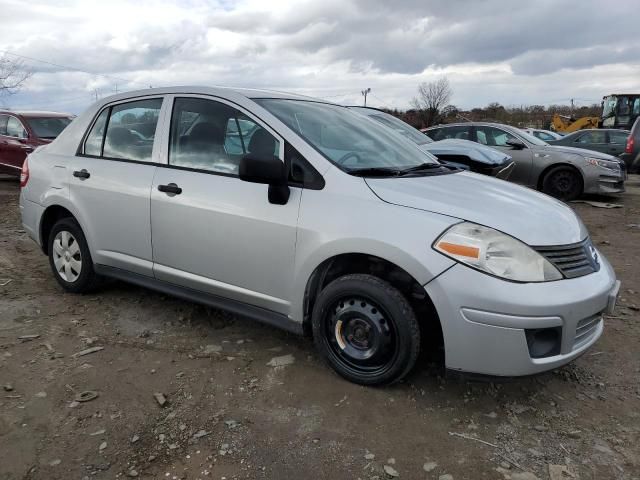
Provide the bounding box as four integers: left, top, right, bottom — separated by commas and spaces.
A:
541, 166, 583, 201
311, 274, 420, 385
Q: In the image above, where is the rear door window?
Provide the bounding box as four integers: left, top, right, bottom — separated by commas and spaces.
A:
83, 98, 163, 162
429, 126, 470, 141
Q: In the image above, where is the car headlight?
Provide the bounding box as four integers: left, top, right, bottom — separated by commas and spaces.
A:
433, 222, 562, 282
586, 157, 619, 170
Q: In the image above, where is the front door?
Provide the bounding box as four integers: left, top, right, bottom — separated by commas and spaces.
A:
573, 130, 608, 154
69, 97, 165, 277
150, 96, 300, 316
474, 125, 533, 185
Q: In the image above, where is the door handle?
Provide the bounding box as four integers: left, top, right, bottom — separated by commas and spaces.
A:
158, 183, 182, 195
73, 169, 91, 179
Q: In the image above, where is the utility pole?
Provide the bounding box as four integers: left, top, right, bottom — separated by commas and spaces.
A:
361, 88, 371, 106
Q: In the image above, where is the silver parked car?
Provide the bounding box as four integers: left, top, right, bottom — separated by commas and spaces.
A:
424, 122, 626, 200
20, 87, 620, 385
348, 107, 515, 179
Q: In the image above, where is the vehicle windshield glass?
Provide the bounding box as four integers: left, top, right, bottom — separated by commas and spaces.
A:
602, 96, 617, 118
255, 99, 439, 172
25, 117, 72, 138
350, 108, 432, 145
516, 129, 549, 146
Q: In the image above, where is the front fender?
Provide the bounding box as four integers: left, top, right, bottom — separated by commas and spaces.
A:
290, 181, 459, 323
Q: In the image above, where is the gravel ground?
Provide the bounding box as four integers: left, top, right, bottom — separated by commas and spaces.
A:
1, 175, 639, 480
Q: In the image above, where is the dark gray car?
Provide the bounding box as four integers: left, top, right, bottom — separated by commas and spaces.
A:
349, 107, 514, 178
424, 122, 626, 200
548, 129, 630, 157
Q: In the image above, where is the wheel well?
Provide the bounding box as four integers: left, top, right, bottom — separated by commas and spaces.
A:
302, 254, 443, 350
537, 163, 583, 191
40, 206, 75, 255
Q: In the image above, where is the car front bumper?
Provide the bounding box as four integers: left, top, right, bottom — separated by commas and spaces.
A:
424, 251, 619, 376
583, 168, 626, 195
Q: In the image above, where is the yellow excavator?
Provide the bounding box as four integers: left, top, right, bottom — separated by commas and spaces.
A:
551, 114, 599, 133
551, 94, 640, 133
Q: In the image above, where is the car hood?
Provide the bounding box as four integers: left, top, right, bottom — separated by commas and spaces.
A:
366, 171, 587, 246
419, 139, 511, 165
539, 144, 617, 161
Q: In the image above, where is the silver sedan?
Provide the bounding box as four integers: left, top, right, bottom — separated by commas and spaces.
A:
424, 122, 626, 200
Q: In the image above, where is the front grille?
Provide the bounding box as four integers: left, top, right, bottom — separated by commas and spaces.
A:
534, 238, 600, 279
573, 315, 602, 349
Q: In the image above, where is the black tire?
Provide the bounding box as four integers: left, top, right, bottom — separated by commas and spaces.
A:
311, 274, 420, 385
541, 166, 583, 201
47, 217, 102, 293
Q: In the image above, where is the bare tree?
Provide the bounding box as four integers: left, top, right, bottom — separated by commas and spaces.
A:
0, 55, 31, 96
411, 77, 452, 127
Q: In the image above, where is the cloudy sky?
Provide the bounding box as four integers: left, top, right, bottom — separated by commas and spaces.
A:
1, 0, 638, 113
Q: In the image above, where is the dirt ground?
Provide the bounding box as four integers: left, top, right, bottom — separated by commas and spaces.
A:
1, 175, 639, 480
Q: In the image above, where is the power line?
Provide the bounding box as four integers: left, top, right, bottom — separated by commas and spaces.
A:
0, 49, 147, 88
369, 93, 393, 109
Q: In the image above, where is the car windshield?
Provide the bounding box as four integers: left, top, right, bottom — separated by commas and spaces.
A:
516, 129, 549, 146
255, 99, 439, 172
25, 117, 72, 139
350, 108, 432, 146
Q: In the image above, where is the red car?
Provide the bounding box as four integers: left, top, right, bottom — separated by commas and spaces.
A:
0, 110, 73, 175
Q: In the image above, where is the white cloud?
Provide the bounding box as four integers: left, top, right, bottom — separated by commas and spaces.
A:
1, 0, 638, 113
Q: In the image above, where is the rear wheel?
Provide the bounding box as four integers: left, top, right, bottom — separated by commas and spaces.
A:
312, 274, 420, 385
48, 218, 102, 293
541, 166, 583, 201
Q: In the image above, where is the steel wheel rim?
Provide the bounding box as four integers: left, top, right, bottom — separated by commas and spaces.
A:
52, 230, 82, 283
552, 171, 577, 195
323, 296, 398, 377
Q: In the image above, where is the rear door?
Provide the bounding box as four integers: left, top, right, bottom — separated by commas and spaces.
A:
0, 115, 30, 172
474, 125, 533, 185
607, 130, 629, 157
150, 95, 301, 315
69, 96, 166, 277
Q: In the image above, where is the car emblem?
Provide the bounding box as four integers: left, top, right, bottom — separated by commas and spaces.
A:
589, 245, 599, 267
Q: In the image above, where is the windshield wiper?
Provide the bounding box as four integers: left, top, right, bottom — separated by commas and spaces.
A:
347, 167, 402, 177
398, 163, 444, 175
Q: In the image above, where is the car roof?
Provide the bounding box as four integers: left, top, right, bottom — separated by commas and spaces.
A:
0, 110, 73, 118
424, 122, 514, 129
94, 85, 333, 106
565, 128, 629, 135
347, 106, 384, 114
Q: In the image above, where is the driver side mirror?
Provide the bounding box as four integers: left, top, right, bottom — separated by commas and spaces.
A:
506, 139, 526, 150
239, 154, 290, 205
